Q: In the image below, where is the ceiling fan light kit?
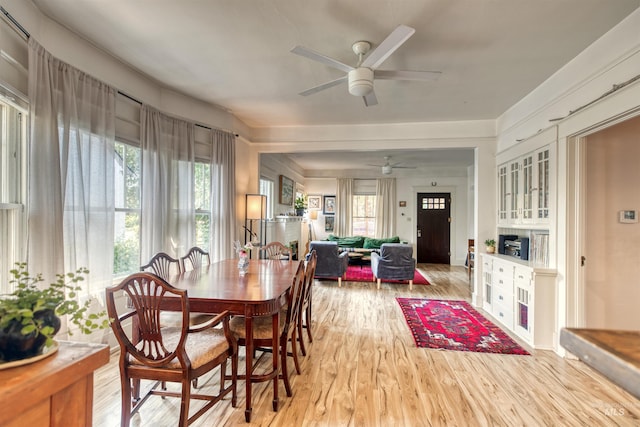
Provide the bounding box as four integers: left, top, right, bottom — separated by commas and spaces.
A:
291, 25, 441, 106
348, 68, 374, 96
382, 164, 393, 175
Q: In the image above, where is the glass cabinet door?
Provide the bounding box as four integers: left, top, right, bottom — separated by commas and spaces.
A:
521, 154, 533, 222
536, 148, 550, 221
509, 160, 520, 222
497, 164, 508, 224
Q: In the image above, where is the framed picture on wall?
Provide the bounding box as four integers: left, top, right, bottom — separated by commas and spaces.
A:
307, 195, 322, 210
323, 195, 336, 215
324, 216, 335, 232
279, 175, 294, 205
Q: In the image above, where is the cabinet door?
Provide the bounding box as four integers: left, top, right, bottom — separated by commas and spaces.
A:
514, 266, 533, 343
482, 256, 493, 311
497, 164, 508, 226
521, 153, 534, 223
509, 160, 521, 223
535, 147, 551, 224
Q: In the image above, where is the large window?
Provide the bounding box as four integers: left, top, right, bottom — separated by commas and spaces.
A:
259, 177, 274, 219
113, 141, 141, 277
195, 162, 211, 249
352, 194, 376, 237
0, 97, 27, 292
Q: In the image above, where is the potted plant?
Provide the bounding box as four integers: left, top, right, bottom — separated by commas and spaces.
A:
0, 262, 109, 362
484, 239, 496, 254
294, 195, 307, 216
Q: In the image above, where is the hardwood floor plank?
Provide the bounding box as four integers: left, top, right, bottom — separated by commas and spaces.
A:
92, 264, 640, 426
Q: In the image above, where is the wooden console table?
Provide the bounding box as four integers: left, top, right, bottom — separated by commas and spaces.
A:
0, 340, 109, 427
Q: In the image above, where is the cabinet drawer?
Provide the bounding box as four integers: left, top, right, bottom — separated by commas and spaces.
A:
492, 301, 514, 330
514, 266, 532, 287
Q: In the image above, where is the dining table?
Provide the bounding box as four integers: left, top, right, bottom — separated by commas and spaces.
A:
168, 258, 301, 423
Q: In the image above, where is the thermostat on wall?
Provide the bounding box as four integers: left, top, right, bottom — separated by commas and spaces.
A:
619, 210, 638, 223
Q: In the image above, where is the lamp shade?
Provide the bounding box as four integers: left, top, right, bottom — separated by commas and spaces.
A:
246, 194, 266, 220
309, 210, 318, 220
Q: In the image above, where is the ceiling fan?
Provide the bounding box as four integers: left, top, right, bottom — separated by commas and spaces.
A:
368, 156, 416, 175
291, 25, 441, 106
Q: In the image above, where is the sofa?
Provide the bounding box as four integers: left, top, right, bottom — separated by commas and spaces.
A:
326, 234, 401, 251
308, 241, 350, 287
370, 243, 417, 290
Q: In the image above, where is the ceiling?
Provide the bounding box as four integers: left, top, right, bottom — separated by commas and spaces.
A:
29, 0, 640, 173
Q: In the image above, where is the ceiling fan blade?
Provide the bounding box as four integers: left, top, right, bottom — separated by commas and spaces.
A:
299, 76, 348, 96
363, 91, 378, 107
361, 25, 415, 69
291, 46, 354, 73
375, 69, 441, 81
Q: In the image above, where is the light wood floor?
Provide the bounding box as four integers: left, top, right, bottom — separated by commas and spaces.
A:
93, 264, 640, 426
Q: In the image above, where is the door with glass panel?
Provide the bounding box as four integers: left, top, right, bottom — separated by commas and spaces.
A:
416, 192, 450, 264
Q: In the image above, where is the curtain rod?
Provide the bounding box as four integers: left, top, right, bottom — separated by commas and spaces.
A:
117, 90, 239, 137
0, 7, 30, 39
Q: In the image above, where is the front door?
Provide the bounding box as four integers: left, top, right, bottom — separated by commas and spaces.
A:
416, 192, 451, 264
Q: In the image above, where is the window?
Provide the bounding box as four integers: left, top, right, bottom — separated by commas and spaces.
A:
259, 177, 274, 219
0, 97, 27, 292
194, 162, 211, 248
352, 194, 376, 237
113, 141, 141, 277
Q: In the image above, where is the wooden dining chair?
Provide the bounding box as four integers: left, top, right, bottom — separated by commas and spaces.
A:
467, 239, 475, 280
181, 246, 211, 271
140, 252, 182, 280
228, 261, 305, 401
105, 272, 237, 427
261, 241, 292, 260
298, 250, 317, 356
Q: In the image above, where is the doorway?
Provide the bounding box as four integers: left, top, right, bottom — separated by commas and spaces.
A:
416, 192, 451, 264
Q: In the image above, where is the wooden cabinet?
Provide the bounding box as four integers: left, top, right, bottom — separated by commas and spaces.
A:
480, 254, 556, 349
0, 341, 109, 427
497, 145, 552, 228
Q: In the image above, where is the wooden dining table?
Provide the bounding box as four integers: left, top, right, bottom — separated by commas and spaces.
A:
168, 258, 301, 422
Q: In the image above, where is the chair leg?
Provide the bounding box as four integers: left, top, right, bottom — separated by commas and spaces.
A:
377, 278, 381, 289
290, 328, 302, 375
409, 279, 413, 290
219, 359, 227, 394
192, 378, 198, 388
338, 277, 342, 287
121, 375, 132, 427
178, 379, 191, 427
305, 304, 313, 343
298, 314, 307, 356
231, 342, 238, 407
281, 337, 293, 397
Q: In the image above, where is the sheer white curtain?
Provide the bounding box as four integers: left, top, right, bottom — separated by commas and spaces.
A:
335, 178, 353, 236
209, 130, 236, 262
375, 178, 396, 237
27, 39, 116, 292
140, 105, 195, 262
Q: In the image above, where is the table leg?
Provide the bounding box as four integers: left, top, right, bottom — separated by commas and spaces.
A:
272, 310, 279, 412
244, 311, 253, 422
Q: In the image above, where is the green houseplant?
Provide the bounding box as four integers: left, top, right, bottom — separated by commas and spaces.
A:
0, 262, 109, 362
484, 238, 496, 253
294, 195, 307, 216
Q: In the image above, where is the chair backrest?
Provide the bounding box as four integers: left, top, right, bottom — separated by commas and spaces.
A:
262, 241, 292, 260
105, 272, 190, 367
379, 243, 414, 264
141, 252, 182, 280
302, 250, 317, 306
468, 239, 475, 265
181, 246, 211, 271
283, 262, 306, 331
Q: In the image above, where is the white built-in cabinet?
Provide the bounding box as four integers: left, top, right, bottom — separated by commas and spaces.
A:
481, 253, 556, 349
497, 145, 552, 228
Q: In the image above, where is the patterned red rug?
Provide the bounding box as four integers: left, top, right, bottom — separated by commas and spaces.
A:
344, 265, 429, 285
396, 298, 530, 355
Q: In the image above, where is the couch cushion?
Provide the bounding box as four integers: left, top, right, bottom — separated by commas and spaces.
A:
327, 235, 365, 248
364, 236, 400, 249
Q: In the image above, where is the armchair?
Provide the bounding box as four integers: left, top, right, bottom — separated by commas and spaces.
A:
370, 243, 417, 290
308, 241, 349, 287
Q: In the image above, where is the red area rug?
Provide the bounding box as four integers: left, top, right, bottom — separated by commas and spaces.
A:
396, 298, 529, 355
344, 265, 429, 285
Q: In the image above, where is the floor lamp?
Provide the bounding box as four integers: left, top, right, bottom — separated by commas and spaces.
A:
245, 194, 267, 246
306, 210, 318, 254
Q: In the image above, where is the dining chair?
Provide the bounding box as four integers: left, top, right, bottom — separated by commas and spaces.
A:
181, 246, 211, 271
261, 241, 292, 260
298, 250, 317, 356
228, 261, 305, 400
467, 239, 475, 280
105, 272, 237, 427
140, 252, 182, 280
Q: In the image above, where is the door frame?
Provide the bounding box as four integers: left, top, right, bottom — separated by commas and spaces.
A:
412, 185, 458, 264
